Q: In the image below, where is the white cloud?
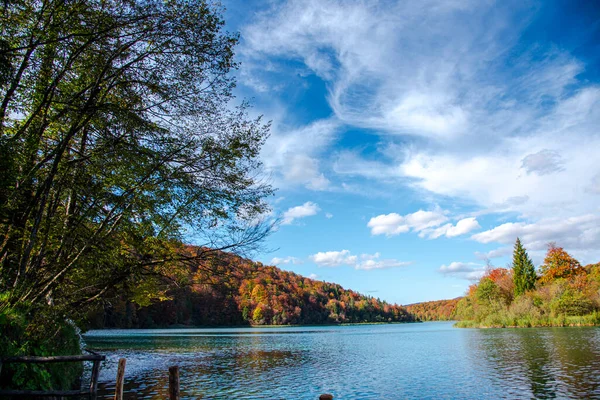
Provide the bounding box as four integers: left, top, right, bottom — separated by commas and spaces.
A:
310, 250, 411, 270
367, 213, 408, 236
310, 250, 357, 267
471, 214, 600, 263
367, 210, 479, 239
241, 0, 600, 258
325, 213, 333, 219
426, 217, 481, 239
282, 201, 320, 225
271, 256, 303, 265
308, 273, 320, 280
367, 209, 448, 236
400, 127, 600, 219
439, 262, 486, 281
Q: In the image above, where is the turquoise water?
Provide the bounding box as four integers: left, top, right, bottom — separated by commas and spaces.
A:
83, 322, 600, 399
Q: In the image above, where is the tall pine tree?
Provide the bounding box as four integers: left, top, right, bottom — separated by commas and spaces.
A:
512, 237, 536, 296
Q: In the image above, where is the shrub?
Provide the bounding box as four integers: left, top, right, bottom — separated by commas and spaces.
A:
0, 301, 83, 391
550, 289, 596, 317
509, 295, 542, 320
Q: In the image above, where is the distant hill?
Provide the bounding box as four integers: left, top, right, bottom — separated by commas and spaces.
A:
87, 249, 416, 328
405, 298, 461, 321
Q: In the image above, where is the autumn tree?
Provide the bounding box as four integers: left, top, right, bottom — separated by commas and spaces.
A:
512, 237, 536, 296
484, 267, 514, 303
539, 244, 586, 284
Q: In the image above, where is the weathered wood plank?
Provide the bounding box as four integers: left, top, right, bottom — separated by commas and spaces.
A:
114, 358, 126, 400
0, 389, 87, 397
168, 366, 180, 400
89, 359, 102, 399
1, 355, 105, 363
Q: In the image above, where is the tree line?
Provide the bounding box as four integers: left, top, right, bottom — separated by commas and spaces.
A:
413, 239, 600, 328
405, 298, 461, 321
89, 249, 416, 328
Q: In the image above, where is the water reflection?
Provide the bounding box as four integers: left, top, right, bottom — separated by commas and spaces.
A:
86, 323, 600, 399
474, 327, 600, 399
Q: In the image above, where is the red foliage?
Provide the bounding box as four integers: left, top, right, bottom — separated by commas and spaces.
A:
483, 267, 511, 284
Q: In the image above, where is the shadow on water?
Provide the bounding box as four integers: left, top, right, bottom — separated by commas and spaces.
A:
474, 327, 600, 399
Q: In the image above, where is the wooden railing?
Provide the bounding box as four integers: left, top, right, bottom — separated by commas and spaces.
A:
116, 362, 335, 400
0, 350, 105, 399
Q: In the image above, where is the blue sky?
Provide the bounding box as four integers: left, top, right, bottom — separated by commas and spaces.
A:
219, 0, 600, 304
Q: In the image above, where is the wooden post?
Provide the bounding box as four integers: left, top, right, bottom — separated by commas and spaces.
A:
114, 358, 126, 400
319, 394, 334, 400
89, 360, 101, 400
168, 366, 180, 400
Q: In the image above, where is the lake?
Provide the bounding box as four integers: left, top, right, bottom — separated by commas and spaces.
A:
83, 322, 600, 399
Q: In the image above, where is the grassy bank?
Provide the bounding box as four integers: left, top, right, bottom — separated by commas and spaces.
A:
454, 311, 600, 328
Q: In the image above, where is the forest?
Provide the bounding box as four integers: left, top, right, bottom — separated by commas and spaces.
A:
89, 249, 415, 328
405, 298, 461, 321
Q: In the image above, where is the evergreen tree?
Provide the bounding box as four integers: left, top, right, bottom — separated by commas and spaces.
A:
512, 238, 536, 296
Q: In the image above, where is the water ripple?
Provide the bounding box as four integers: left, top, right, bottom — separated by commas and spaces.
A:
84, 323, 600, 399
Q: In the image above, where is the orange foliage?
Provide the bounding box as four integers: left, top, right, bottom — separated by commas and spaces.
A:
539, 245, 586, 285
467, 284, 478, 297
91, 248, 415, 328
405, 298, 461, 321
483, 267, 511, 283
483, 267, 514, 301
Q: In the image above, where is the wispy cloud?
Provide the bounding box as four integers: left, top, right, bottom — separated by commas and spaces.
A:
239, 0, 600, 262
242, 0, 600, 214
271, 256, 303, 265
261, 119, 339, 191
439, 262, 486, 281
310, 250, 412, 270
521, 149, 565, 176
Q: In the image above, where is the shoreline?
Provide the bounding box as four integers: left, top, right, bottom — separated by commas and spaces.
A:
84, 320, 421, 332
454, 313, 600, 329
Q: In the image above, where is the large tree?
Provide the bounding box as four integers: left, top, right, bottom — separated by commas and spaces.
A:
512, 237, 536, 296
0, 0, 273, 318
